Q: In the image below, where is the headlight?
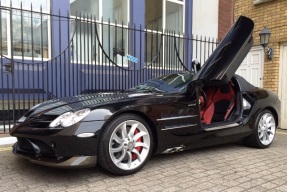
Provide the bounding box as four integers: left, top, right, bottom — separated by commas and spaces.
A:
49, 108, 91, 128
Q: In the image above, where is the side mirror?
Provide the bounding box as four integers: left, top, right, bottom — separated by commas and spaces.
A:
192, 59, 201, 74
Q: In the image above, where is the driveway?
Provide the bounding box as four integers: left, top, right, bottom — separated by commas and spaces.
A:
0, 130, 287, 192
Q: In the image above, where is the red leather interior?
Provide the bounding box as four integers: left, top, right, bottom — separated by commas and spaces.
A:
200, 102, 214, 124
212, 83, 234, 104
200, 83, 235, 124
200, 87, 216, 124
199, 96, 205, 108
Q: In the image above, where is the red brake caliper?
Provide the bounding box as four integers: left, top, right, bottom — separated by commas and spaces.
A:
132, 128, 143, 161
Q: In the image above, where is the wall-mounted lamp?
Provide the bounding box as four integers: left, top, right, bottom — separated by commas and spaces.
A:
259, 27, 274, 60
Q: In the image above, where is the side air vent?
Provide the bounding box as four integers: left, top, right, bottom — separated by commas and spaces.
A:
17, 138, 55, 156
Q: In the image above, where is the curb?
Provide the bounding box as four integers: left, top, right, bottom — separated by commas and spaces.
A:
0, 137, 17, 146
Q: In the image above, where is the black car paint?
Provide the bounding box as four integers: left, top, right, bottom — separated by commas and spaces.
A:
9, 16, 281, 167
10, 74, 280, 158
248, 88, 280, 126
194, 16, 254, 85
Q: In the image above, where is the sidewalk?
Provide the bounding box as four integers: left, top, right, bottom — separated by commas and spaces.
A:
0, 125, 15, 146
1, 131, 287, 191
0, 134, 17, 146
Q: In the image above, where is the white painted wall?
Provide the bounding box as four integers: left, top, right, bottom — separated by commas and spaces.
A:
192, 0, 219, 39
279, 44, 287, 129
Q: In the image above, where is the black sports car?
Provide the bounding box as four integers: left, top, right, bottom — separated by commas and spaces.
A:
10, 16, 280, 175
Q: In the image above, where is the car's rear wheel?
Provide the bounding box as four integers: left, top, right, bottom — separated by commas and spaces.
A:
245, 109, 276, 148
98, 114, 153, 175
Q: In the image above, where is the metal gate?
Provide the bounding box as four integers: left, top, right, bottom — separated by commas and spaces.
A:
0, 5, 218, 133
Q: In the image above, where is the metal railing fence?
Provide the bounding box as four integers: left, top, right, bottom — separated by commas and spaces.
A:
0, 5, 218, 133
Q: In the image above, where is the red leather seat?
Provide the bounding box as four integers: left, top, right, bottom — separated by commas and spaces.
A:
200, 83, 235, 124
200, 87, 216, 124
211, 83, 235, 122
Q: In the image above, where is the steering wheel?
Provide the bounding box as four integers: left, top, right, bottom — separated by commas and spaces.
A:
199, 88, 207, 109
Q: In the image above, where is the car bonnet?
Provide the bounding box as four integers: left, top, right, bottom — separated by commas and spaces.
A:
24, 92, 134, 117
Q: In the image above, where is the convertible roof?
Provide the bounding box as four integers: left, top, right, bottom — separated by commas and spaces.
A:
233, 74, 257, 92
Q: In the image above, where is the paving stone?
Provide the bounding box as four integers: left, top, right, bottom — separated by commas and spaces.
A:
224, 186, 245, 192
276, 184, 287, 192
261, 181, 279, 189
0, 132, 287, 192
246, 186, 268, 192
180, 187, 203, 192
272, 178, 287, 185
210, 185, 228, 192
195, 182, 218, 190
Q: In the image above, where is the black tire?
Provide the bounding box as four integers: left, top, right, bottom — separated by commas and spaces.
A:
98, 114, 153, 175
244, 109, 276, 148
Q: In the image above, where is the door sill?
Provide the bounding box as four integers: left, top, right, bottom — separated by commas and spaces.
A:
202, 121, 240, 131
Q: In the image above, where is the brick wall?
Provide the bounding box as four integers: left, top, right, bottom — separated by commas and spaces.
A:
234, 0, 287, 93
218, 0, 235, 40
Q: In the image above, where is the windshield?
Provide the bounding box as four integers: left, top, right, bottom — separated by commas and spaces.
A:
127, 72, 194, 93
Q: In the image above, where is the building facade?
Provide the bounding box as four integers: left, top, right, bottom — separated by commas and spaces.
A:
1, 0, 226, 64
234, 0, 287, 128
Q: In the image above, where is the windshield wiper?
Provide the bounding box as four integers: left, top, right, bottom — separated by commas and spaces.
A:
128, 85, 165, 93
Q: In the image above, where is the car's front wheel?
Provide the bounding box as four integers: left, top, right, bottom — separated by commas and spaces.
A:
98, 114, 153, 175
245, 109, 276, 148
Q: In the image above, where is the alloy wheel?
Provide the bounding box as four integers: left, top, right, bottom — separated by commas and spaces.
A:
109, 120, 151, 170
258, 113, 276, 146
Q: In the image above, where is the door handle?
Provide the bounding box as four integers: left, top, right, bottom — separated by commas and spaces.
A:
188, 103, 197, 107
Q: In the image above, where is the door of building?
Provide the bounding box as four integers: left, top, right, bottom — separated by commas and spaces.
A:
236, 46, 264, 87
279, 44, 287, 129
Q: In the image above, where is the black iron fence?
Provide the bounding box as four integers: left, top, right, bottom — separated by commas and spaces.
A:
0, 5, 218, 133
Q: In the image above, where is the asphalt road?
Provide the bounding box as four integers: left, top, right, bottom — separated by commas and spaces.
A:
1, 130, 287, 192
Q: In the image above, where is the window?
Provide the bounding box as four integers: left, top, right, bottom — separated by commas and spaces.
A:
145, 0, 185, 68
70, 0, 99, 18
145, 0, 163, 31
70, 0, 128, 23
0, 11, 8, 55
70, 0, 129, 65
145, 0, 184, 33
0, 0, 50, 59
103, 0, 128, 24
166, 1, 183, 34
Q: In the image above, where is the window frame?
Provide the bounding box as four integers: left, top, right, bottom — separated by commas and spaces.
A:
1, 0, 51, 60
156, 0, 185, 69
163, 0, 185, 34
144, 0, 186, 69
70, 0, 130, 66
